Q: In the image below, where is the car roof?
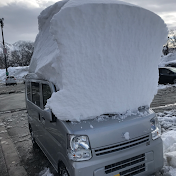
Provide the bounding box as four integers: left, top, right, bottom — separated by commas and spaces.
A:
159, 67, 176, 73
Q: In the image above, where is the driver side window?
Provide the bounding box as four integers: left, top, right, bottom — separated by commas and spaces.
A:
42, 84, 52, 109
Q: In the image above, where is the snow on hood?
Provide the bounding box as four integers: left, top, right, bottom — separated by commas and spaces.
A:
29, 0, 168, 121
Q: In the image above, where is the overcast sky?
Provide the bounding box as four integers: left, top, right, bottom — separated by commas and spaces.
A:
0, 0, 176, 44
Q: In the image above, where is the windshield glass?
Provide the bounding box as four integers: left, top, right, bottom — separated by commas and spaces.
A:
168, 67, 176, 73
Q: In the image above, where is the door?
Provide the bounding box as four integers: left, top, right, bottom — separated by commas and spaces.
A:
30, 82, 44, 146
40, 83, 60, 168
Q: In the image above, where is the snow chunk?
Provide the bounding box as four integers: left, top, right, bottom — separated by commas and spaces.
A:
165, 151, 176, 168
39, 168, 53, 176
124, 132, 130, 140
90, 124, 93, 129
29, 0, 167, 121
162, 130, 176, 154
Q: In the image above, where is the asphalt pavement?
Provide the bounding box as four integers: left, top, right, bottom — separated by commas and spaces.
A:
0, 84, 27, 176
0, 93, 26, 112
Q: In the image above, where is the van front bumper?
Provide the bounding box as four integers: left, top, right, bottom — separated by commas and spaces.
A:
67, 137, 163, 176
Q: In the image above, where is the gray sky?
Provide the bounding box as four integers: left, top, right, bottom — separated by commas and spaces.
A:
0, 0, 176, 44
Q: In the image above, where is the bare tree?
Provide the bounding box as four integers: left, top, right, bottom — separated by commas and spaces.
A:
0, 52, 5, 69
168, 30, 176, 49
10, 41, 34, 67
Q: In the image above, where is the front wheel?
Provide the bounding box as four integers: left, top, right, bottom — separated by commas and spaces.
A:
58, 162, 69, 176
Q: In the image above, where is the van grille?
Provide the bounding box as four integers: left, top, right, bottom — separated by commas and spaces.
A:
105, 154, 145, 175
95, 135, 149, 156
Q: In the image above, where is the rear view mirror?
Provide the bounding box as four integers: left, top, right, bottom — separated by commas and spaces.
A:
45, 108, 57, 123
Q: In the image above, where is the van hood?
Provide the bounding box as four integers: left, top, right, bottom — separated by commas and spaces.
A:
64, 108, 155, 149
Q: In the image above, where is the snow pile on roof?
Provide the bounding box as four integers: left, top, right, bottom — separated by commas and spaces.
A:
0, 66, 29, 83
29, 0, 167, 121
159, 51, 176, 67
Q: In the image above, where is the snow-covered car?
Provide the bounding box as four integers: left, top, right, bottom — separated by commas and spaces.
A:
25, 77, 163, 176
25, 0, 167, 175
159, 67, 176, 84
5, 76, 17, 86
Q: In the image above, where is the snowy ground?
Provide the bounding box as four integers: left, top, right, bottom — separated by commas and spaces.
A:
159, 51, 176, 68
157, 110, 176, 176
158, 84, 176, 90
39, 168, 53, 176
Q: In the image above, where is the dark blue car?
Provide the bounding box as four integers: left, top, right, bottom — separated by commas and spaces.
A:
159, 67, 176, 84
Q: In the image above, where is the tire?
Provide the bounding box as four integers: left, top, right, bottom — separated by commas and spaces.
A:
58, 162, 69, 176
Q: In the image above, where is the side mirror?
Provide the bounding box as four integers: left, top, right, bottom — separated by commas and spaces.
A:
45, 108, 57, 123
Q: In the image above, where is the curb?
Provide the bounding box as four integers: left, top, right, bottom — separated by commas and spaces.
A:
0, 91, 25, 95
151, 103, 176, 113
0, 108, 27, 114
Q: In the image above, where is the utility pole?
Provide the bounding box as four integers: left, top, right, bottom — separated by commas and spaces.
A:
0, 18, 8, 76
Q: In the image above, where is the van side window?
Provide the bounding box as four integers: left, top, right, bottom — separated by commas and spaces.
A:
31, 82, 40, 107
42, 84, 52, 109
27, 82, 31, 101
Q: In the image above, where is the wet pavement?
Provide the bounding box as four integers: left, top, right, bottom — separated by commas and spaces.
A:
0, 110, 57, 176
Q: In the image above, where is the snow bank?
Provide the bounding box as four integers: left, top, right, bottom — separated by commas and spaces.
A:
157, 110, 176, 172
162, 131, 176, 154
0, 66, 29, 83
29, 0, 167, 121
159, 51, 176, 67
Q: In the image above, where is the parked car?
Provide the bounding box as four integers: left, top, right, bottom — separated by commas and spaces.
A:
159, 67, 176, 84
5, 76, 17, 86
165, 63, 176, 68
25, 74, 163, 176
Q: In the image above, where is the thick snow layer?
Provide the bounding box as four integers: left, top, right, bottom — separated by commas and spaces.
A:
29, 0, 168, 121
0, 66, 29, 83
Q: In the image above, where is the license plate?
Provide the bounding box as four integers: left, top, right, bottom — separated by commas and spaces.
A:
114, 174, 120, 176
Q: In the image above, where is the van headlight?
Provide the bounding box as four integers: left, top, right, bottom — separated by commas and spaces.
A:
67, 135, 92, 161
150, 117, 161, 140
